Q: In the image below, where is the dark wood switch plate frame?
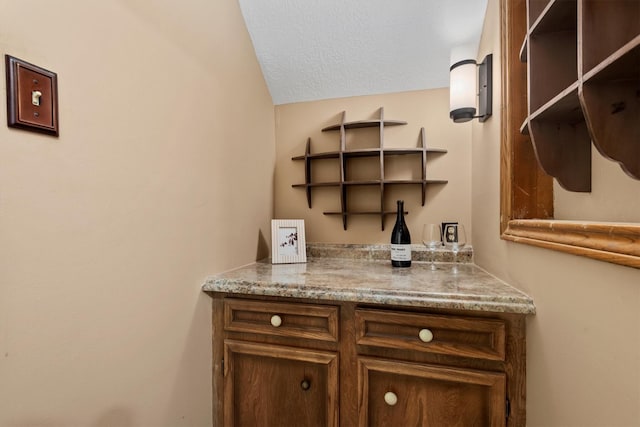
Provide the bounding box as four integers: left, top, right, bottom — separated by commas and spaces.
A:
5, 54, 59, 136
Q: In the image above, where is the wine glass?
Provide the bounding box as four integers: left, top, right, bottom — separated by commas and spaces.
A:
422, 224, 442, 268
443, 224, 467, 268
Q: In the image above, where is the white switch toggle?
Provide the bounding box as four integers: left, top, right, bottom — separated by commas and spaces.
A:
32, 90, 42, 106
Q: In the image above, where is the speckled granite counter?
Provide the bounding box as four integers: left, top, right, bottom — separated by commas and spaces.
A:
202, 255, 535, 315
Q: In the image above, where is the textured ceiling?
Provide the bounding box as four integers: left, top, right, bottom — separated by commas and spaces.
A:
238, 0, 488, 105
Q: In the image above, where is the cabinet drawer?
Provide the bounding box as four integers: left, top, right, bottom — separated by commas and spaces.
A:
355, 308, 505, 361
224, 298, 339, 342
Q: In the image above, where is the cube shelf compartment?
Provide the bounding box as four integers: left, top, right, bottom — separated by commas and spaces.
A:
521, 0, 640, 191
291, 108, 447, 230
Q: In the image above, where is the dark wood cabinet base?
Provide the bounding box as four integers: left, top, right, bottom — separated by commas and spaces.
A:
210, 294, 528, 427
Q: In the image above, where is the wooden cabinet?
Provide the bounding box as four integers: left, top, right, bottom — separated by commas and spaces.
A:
355, 308, 508, 426
221, 299, 339, 427
212, 296, 527, 426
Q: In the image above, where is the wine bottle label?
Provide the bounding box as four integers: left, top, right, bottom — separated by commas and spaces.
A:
391, 244, 411, 261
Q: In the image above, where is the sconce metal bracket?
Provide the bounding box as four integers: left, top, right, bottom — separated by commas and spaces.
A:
478, 54, 493, 122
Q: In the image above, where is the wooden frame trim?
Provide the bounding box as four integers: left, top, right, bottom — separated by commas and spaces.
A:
499, 0, 640, 269
503, 220, 640, 268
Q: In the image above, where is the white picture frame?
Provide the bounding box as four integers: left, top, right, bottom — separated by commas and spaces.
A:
271, 219, 307, 264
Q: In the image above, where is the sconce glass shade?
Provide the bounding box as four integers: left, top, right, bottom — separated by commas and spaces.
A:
449, 59, 477, 123
449, 54, 492, 123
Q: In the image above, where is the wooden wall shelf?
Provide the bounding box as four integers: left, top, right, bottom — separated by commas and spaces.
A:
292, 108, 447, 230
521, 0, 640, 191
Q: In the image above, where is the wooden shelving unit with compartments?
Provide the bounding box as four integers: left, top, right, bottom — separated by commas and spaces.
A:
292, 108, 447, 230
521, 0, 640, 192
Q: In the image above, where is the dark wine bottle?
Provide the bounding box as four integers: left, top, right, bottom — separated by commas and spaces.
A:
390, 200, 411, 267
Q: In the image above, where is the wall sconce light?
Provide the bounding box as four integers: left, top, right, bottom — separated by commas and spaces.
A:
449, 54, 492, 123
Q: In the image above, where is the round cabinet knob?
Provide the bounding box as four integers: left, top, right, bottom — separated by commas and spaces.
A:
419, 328, 433, 343
270, 315, 282, 327
384, 391, 398, 406
300, 380, 311, 391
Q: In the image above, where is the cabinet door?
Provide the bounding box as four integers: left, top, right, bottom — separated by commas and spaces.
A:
224, 340, 339, 427
358, 357, 506, 427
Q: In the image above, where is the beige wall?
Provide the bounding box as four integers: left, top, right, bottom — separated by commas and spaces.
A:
275, 91, 472, 243
472, 0, 640, 426
554, 152, 640, 222
0, 1, 274, 426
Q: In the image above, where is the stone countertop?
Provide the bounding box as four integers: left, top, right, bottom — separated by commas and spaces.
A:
202, 257, 535, 315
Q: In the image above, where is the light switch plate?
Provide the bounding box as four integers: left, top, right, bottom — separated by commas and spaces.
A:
442, 222, 459, 243
5, 55, 59, 136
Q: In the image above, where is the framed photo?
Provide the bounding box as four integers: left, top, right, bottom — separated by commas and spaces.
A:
271, 219, 307, 264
